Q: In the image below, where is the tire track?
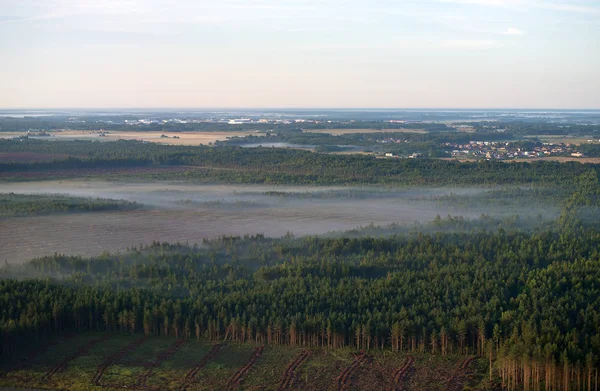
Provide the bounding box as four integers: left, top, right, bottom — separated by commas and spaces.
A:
43, 334, 111, 381
135, 338, 188, 388
336, 351, 371, 391
389, 356, 415, 391
445, 357, 475, 391
226, 346, 264, 390
92, 336, 149, 386
277, 350, 311, 391
180, 343, 223, 390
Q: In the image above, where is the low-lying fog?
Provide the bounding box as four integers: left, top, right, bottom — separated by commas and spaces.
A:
0, 180, 557, 263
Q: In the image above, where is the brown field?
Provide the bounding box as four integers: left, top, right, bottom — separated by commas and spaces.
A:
522, 135, 599, 146
304, 129, 428, 135
0, 181, 481, 263
1, 130, 261, 145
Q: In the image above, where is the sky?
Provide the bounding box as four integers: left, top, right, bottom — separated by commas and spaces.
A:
0, 0, 598, 109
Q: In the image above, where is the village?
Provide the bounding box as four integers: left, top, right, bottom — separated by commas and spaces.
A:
444, 141, 584, 159
377, 137, 588, 160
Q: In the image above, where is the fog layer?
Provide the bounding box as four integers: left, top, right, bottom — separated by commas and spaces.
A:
0, 181, 556, 263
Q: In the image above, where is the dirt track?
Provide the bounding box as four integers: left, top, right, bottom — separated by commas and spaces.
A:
389, 356, 415, 391
227, 346, 264, 390
92, 336, 149, 386
181, 344, 223, 390
43, 334, 111, 381
337, 351, 371, 391
445, 357, 475, 391
135, 339, 188, 388
277, 350, 311, 391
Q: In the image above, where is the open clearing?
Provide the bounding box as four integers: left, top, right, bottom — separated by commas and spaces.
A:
522, 135, 599, 145
304, 128, 428, 135
0, 333, 487, 390
0, 130, 261, 145
0, 181, 497, 263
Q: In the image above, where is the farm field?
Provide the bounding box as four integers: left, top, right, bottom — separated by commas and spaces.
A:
0, 180, 492, 263
0, 131, 261, 145
0, 333, 489, 391
304, 129, 428, 135
522, 135, 598, 145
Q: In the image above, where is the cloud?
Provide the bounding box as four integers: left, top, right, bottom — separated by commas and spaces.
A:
502, 27, 524, 35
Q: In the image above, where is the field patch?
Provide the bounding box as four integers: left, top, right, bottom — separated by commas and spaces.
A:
275, 348, 311, 391
304, 129, 428, 135
181, 343, 258, 390
292, 348, 354, 391
0, 333, 494, 390
2, 130, 262, 146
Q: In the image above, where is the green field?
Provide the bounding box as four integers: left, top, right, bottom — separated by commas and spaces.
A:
0, 333, 487, 391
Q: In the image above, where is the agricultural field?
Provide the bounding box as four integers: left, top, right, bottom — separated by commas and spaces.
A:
304, 129, 428, 135
0, 180, 496, 263
0, 131, 261, 146
0, 333, 489, 391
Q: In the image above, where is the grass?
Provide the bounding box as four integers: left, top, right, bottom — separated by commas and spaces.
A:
353, 350, 409, 391
101, 337, 176, 387
293, 348, 355, 391
145, 340, 213, 389
241, 345, 303, 390
187, 343, 258, 391
0, 333, 493, 390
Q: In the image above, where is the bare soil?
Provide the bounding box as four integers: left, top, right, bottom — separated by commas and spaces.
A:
1, 130, 260, 146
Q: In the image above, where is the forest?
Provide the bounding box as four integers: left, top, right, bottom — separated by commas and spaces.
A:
1, 170, 600, 390
0, 193, 141, 217
1, 138, 600, 390
1, 215, 599, 390
1, 138, 598, 187
0, 116, 448, 133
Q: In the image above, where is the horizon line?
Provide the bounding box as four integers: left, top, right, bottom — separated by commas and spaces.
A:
1, 107, 599, 111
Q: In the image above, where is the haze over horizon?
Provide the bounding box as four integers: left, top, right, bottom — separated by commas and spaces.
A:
1, 0, 598, 109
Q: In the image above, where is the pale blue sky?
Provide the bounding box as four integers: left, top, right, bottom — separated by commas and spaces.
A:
1, 0, 598, 108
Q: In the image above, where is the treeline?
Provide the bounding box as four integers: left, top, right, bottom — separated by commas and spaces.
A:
216, 129, 515, 157
1, 224, 599, 390
470, 121, 600, 136
0, 116, 448, 133
1, 139, 599, 187
0, 193, 141, 217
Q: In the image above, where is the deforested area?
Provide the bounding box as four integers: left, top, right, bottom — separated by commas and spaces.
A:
1, 220, 600, 390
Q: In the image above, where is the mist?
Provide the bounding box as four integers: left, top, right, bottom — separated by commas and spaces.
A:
0, 180, 559, 263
